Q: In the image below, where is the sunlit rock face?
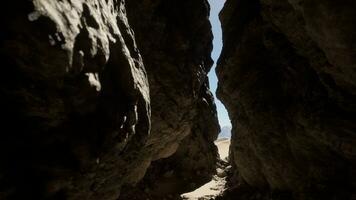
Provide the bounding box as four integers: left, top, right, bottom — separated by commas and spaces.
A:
0, 0, 219, 199
217, 0, 356, 199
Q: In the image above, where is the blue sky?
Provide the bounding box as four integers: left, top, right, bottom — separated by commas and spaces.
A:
207, 0, 231, 128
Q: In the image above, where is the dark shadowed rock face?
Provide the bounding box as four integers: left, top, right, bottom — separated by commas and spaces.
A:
217, 0, 356, 199
0, 1, 151, 199
119, 0, 220, 198
126, 0, 218, 162
0, 0, 218, 199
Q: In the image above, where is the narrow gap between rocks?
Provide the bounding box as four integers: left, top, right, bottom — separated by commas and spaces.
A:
181, 1, 231, 199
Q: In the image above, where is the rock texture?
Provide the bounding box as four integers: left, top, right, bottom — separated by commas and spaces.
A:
126, 0, 218, 165
0, 0, 218, 199
217, 0, 356, 199
0, 1, 151, 199
119, 0, 220, 198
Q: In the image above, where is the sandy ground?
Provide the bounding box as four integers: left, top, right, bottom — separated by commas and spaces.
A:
214, 138, 230, 161
181, 138, 230, 200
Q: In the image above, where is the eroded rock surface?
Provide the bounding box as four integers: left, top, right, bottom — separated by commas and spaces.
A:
0, 0, 218, 199
217, 0, 356, 199
0, 1, 151, 199
119, 0, 220, 198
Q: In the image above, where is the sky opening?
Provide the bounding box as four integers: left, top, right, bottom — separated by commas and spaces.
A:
207, 0, 231, 138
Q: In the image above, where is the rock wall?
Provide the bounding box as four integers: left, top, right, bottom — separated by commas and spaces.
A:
119, 0, 220, 198
217, 0, 356, 199
0, 0, 219, 199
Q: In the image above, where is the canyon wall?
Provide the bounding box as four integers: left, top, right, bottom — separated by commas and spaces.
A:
217, 0, 356, 199
0, 0, 219, 199
121, 0, 220, 198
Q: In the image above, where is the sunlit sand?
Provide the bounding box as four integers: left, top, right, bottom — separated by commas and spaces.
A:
181, 139, 230, 200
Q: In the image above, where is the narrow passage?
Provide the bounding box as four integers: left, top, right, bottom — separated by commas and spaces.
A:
181, 1, 231, 199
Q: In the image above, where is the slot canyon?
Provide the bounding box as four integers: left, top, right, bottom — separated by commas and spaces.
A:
0, 0, 355, 200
